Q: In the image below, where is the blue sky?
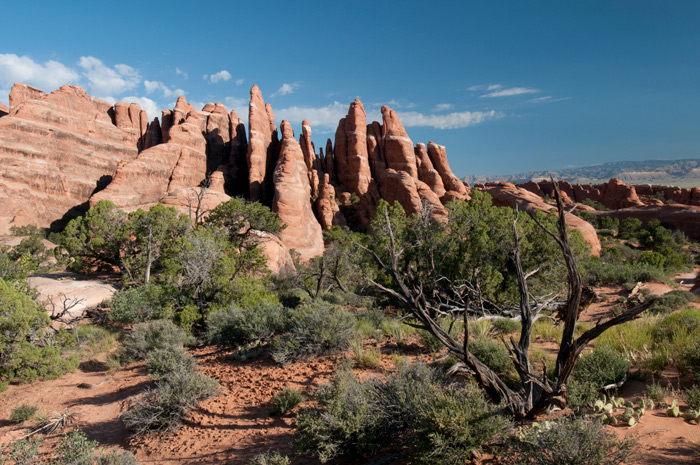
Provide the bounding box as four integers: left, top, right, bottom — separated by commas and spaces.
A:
1, 1, 698, 176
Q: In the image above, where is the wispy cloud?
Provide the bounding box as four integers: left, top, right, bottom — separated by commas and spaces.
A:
78, 56, 140, 97
468, 84, 502, 92
528, 96, 571, 104
0, 53, 80, 91
385, 99, 416, 109
144, 80, 185, 98
433, 103, 453, 112
481, 86, 539, 98
235, 78, 244, 85
399, 110, 502, 129
175, 67, 189, 80
223, 96, 248, 113
208, 70, 232, 83
271, 82, 302, 97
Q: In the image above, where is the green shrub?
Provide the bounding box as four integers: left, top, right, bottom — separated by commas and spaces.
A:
144, 347, 196, 378
469, 337, 517, 384
55, 430, 98, 465
506, 417, 636, 465
351, 340, 382, 368
0, 436, 42, 465
648, 290, 698, 315
582, 258, 667, 286
685, 385, 700, 411
646, 381, 667, 404
96, 450, 140, 465
573, 346, 630, 389
122, 365, 218, 436
533, 319, 563, 343
74, 324, 116, 355
206, 302, 288, 347
272, 303, 356, 364
294, 361, 508, 464
677, 341, 700, 380
108, 285, 163, 324
9, 404, 38, 423
122, 319, 190, 360
249, 451, 290, 465
492, 317, 521, 335
270, 388, 305, 416
0, 278, 79, 390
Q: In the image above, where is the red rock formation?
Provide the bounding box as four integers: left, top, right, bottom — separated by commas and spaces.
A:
0, 84, 140, 233
599, 178, 644, 210
595, 204, 700, 242
426, 142, 469, 201
203, 102, 231, 172
315, 173, 345, 229
334, 100, 372, 195
227, 108, 249, 197
415, 143, 446, 199
0, 102, 8, 117
246, 85, 277, 203
324, 139, 336, 185
299, 120, 321, 196
381, 106, 418, 178
481, 183, 601, 255
272, 121, 324, 261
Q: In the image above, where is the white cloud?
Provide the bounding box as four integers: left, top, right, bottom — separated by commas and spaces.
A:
433, 103, 453, 112
0, 53, 80, 91
468, 84, 502, 92
175, 67, 189, 79
144, 80, 185, 98
528, 96, 571, 104
223, 96, 248, 113
385, 99, 416, 109
482, 87, 539, 98
209, 70, 231, 83
78, 56, 140, 97
271, 82, 301, 97
120, 96, 161, 121
398, 110, 501, 129
235, 78, 244, 85
276, 101, 347, 130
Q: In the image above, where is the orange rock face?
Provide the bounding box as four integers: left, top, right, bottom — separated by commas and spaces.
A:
272, 121, 324, 261
0, 84, 140, 233
599, 178, 644, 210
426, 142, 469, 201
246, 86, 278, 203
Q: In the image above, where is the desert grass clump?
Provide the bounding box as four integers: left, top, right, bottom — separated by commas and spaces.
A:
492, 317, 521, 335
9, 404, 38, 423
350, 340, 382, 369
505, 417, 636, 465
122, 319, 191, 360
122, 365, 218, 436
205, 302, 289, 347
685, 385, 700, 411
270, 388, 306, 416
249, 450, 291, 465
271, 303, 356, 364
469, 337, 518, 384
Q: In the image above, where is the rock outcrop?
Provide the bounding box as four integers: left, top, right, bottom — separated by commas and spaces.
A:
0, 102, 8, 117
598, 178, 644, 210
0, 84, 141, 233
426, 142, 469, 202
272, 121, 324, 261
481, 182, 601, 255
594, 204, 700, 242
246, 85, 278, 204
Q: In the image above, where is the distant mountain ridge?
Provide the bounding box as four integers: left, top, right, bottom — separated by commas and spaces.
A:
465, 159, 700, 188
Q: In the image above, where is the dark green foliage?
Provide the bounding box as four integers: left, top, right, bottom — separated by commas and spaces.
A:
122, 365, 218, 436
9, 404, 38, 423
0, 278, 78, 390
505, 417, 636, 465
648, 290, 698, 315
580, 198, 608, 211
206, 302, 289, 347
469, 337, 518, 384
0, 436, 41, 465
272, 303, 356, 364
686, 385, 700, 411
57, 200, 127, 272
270, 388, 306, 415
678, 341, 700, 380
248, 451, 290, 465
294, 362, 508, 464
581, 257, 666, 286
573, 346, 630, 388
122, 319, 191, 360
206, 197, 284, 246
617, 217, 643, 240
653, 308, 700, 343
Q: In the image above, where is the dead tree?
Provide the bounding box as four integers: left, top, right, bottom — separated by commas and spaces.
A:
363, 180, 653, 418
